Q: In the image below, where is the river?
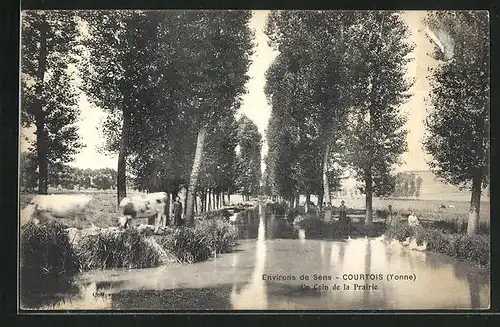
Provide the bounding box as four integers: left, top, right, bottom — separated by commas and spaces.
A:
20, 203, 490, 310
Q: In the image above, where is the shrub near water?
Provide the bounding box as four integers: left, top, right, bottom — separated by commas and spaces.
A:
386, 224, 490, 267
155, 217, 237, 263
74, 228, 161, 270
195, 217, 237, 254
21, 213, 238, 273
20, 221, 79, 275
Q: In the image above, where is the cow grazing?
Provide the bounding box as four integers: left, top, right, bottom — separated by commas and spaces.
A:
20, 194, 92, 226
439, 204, 447, 209
118, 192, 168, 228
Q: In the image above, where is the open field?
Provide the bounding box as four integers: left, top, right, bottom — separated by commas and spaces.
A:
330, 197, 490, 223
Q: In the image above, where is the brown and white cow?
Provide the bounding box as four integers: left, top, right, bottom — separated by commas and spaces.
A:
118, 192, 168, 228
20, 194, 93, 226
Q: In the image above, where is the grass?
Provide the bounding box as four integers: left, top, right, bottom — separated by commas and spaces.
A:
20, 220, 80, 275
74, 228, 162, 270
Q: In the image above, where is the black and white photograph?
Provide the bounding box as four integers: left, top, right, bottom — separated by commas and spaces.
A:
18, 10, 490, 311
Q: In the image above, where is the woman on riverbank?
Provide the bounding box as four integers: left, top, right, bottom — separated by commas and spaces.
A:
173, 196, 183, 226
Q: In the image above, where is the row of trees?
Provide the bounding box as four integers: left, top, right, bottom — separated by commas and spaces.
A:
20, 152, 118, 191
392, 172, 424, 198
262, 11, 489, 235
263, 11, 412, 223
21, 10, 262, 223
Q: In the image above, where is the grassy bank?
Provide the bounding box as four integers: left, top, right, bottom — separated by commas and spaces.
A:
386, 224, 490, 267
20, 214, 238, 280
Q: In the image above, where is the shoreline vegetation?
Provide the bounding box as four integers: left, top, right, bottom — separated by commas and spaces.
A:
266, 201, 490, 268
20, 203, 258, 280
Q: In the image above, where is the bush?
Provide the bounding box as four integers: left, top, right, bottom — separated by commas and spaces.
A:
21, 214, 239, 276
155, 227, 212, 263
20, 221, 79, 275
386, 224, 416, 242
286, 208, 301, 223
74, 228, 161, 270
266, 201, 289, 215
295, 217, 329, 238
155, 216, 236, 263
200, 208, 233, 220
195, 217, 237, 254
386, 224, 490, 266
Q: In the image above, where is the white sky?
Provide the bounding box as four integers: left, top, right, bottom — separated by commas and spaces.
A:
20, 10, 435, 173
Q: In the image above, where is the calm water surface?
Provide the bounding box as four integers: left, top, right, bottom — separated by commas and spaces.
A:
21, 203, 490, 310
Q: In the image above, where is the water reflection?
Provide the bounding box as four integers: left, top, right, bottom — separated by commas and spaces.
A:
232, 206, 298, 240
231, 203, 268, 309
21, 205, 490, 310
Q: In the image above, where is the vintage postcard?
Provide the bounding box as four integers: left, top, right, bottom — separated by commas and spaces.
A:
18, 10, 490, 311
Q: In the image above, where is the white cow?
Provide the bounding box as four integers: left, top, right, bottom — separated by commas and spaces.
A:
20, 194, 92, 226
118, 192, 168, 228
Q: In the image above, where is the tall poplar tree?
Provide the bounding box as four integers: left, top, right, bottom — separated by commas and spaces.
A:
343, 11, 413, 225
423, 11, 489, 235
21, 11, 83, 194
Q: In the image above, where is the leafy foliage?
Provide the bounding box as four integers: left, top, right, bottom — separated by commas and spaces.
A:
20, 151, 39, 191
264, 11, 352, 201
423, 12, 489, 189
342, 11, 413, 198
21, 11, 84, 193
422, 11, 489, 235
235, 115, 262, 197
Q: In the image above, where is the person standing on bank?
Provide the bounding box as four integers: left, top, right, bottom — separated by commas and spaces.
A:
172, 196, 183, 226
339, 200, 347, 220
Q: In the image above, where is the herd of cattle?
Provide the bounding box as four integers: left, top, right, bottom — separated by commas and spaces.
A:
20, 192, 169, 228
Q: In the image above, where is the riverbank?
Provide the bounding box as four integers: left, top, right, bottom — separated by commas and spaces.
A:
386, 223, 490, 267
20, 212, 239, 280
265, 200, 490, 267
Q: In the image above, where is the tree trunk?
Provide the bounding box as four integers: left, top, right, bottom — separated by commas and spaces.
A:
467, 173, 482, 235
213, 191, 216, 209
222, 191, 226, 206
322, 143, 331, 206
318, 192, 324, 211
35, 115, 49, 195
194, 191, 198, 214
294, 193, 300, 209
365, 168, 373, 226
164, 193, 171, 226
184, 191, 188, 216
185, 127, 206, 224
228, 193, 231, 204
117, 111, 130, 205
34, 19, 49, 195
208, 189, 212, 211
305, 194, 311, 213
200, 190, 205, 213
